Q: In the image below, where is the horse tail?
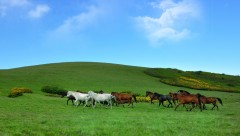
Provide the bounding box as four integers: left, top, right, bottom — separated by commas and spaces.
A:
132, 95, 137, 103
216, 97, 223, 106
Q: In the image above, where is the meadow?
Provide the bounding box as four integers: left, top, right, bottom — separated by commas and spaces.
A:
0, 62, 239, 136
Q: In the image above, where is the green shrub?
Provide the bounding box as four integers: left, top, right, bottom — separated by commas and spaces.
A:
41, 85, 67, 95
8, 87, 32, 98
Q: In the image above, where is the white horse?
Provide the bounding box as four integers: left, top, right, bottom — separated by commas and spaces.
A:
67, 91, 91, 107
88, 91, 115, 109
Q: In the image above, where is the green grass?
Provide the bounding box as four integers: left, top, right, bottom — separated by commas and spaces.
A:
0, 62, 240, 135
0, 92, 239, 136
144, 68, 240, 93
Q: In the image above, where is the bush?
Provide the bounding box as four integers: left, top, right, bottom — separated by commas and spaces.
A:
41, 85, 67, 95
8, 87, 32, 98
136, 96, 158, 103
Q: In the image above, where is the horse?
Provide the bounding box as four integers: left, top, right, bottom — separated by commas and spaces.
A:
88, 91, 115, 109
146, 91, 158, 104
111, 92, 137, 108
153, 92, 175, 107
178, 90, 191, 95
173, 93, 202, 112
197, 94, 223, 110
169, 92, 179, 104
67, 91, 91, 107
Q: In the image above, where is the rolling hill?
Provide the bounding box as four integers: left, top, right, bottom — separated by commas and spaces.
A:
0, 62, 239, 96
145, 68, 240, 93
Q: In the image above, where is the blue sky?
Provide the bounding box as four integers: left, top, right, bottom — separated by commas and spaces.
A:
0, 0, 239, 75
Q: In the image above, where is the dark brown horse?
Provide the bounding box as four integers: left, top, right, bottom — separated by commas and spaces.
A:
146, 91, 158, 104
111, 92, 137, 108
174, 93, 202, 112
198, 94, 223, 110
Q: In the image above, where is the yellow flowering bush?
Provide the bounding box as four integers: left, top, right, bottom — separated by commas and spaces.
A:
8, 87, 32, 98
136, 96, 158, 103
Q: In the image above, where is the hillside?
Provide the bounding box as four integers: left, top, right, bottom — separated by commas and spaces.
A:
144, 68, 240, 93
0, 62, 239, 96
0, 62, 178, 96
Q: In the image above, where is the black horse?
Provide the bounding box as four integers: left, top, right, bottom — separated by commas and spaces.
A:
153, 92, 175, 107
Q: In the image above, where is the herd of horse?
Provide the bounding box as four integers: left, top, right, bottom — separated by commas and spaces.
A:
146, 90, 223, 111
65, 91, 137, 109
64, 90, 223, 111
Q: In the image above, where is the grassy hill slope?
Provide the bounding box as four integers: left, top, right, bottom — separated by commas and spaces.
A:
145, 68, 240, 93
0, 62, 180, 96
1, 62, 239, 96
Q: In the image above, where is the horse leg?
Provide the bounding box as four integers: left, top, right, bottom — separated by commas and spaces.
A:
151, 98, 154, 104
173, 99, 176, 106
93, 101, 96, 108
162, 101, 166, 107
175, 103, 181, 111
190, 103, 195, 111
167, 102, 171, 108
109, 100, 112, 109
212, 104, 218, 110
211, 104, 215, 110
83, 100, 88, 107
184, 104, 189, 111
168, 100, 172, 108
203, 104, 207, 110
74, 100, 79, 107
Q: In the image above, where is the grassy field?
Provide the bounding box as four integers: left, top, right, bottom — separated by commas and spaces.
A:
0, 62, 240, 135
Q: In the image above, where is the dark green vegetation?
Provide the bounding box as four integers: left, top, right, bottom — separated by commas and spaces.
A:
145, 68, 240, 93
0, 62, 240, 135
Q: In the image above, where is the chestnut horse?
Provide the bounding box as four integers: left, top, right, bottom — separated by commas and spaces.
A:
146, 91, 158, 104
198, 94, 223, 110
174, 93, 202, 112
111, 92, 137, 108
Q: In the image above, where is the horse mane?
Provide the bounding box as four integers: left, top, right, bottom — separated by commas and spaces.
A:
178, 90, 190, 94
146, 91, 153, 94
196, 93, 205, 97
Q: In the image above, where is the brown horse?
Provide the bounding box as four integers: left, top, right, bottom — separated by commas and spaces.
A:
198, 94, 223, 110
111, 92, 137, 108
146, 91, 158, 104
174, 93, 202, 112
